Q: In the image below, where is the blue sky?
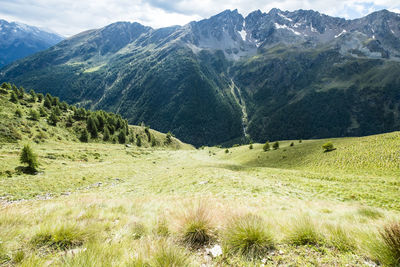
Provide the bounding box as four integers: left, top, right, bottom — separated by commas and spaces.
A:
0, 0, 399, 36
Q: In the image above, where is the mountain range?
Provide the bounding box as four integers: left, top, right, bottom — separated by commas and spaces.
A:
0, 19, 63, 68
1, 9, 400, 146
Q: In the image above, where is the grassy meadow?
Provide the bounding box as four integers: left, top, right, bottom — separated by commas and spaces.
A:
0, 83, 400, 266
0, 131, 400, 266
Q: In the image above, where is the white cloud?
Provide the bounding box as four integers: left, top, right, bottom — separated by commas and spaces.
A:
0, 0, 398, 37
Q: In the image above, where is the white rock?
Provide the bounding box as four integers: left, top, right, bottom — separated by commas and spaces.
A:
206, 245, 222, 258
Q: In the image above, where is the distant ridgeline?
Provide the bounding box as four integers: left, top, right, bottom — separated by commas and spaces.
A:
0, 82, 177, 147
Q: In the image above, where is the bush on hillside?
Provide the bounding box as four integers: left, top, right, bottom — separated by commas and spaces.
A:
20, 144, 39, 173
165, 132, 173, 144
103, 127, 110, 141
118, 131, 126, 144
263, 141, 270, 151
10, 92, 18, 103
273, 141, 279, 150
29, 109, 40, 121
15, 109, 22, 118
48, 112, 59, 126
136, 135, 142, 147
322, 142, 335, 152
80, 129, 89, 143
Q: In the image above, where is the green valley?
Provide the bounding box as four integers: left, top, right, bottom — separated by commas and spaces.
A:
0, 83, 399, 266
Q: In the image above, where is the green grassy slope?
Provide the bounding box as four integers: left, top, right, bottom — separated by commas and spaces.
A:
222, 133, 400, 177
1, 84, 400, 266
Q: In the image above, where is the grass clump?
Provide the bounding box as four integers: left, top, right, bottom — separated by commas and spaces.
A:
132, 222, 147, 240
223, 214, 274, 259
150, 241, 190, 267
153, 218, 170, 237
178, 204, 215, 248
326, 224, 355, 252
30, 224, 89, 250
371, 222, 400, 266
287, 216, 322, 246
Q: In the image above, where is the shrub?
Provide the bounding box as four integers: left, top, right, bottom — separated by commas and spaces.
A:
273, 141, 279, 150
287, 216, 322, 246
15, 109, 22, 118
249, 144, 253, 149
225, 149, 229, 153
223, 214, 274, 258
290, 142, 294, 147
29, 109, 40, 121
20, 144, 39, 173
299, 139, 302, 143
263, 141, 270, 152
178, 204, 215, 248
150, 241, 190, 267
322, 142, 335, 152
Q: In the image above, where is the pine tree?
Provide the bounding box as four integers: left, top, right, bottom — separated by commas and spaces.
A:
43, 96, 52, 109
20, 144, 38, 173
37, 93, 44, 102
29, 89, 36, 102
136, 135, 142, 147
87, 116, 98, 139
273, 141, 279, 150
15, 109, 22, 118
39, 106, 47, 117
53, 106, 61, 116
80, 129, 89, 142
118, 131, 126, 144
103, 127, 110, 141
165, 132, 173, 144
48, 111, 59, 126
263, 141, 270, 152
10, 92, 18, 103
17, 87, 25, 99
52, 96, 59, 107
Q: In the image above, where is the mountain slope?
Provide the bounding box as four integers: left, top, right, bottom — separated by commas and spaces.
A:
0, 19, 63, 68
1, 9, 400, 145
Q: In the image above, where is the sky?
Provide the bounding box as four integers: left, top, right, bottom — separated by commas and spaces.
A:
0, 0, 399, 37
